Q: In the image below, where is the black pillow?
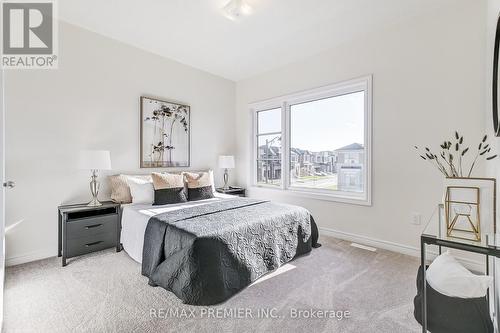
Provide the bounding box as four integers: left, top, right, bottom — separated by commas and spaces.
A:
187, 186, 214, 201
184, 172, 215, 201
151, 172, 188, 205
153, 187, 187, 205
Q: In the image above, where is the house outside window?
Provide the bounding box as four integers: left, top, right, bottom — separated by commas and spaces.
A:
335, 143, 364, 192
250, 76, 372, 205
255, 107, 282, 186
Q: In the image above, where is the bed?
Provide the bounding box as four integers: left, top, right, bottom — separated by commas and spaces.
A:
120, 193, 319, 305
120, 193, 234, 263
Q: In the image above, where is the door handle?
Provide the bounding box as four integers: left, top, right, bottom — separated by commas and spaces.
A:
85, 241, 103, 247
85, 224, 102, 229
3, 181, 15, 188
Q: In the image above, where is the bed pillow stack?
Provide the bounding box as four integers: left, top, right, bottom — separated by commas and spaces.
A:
151, 172, 188, 205
110, 170, 217, 205
184, 171, 215, 201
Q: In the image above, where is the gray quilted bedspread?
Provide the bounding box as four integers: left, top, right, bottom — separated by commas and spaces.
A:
141, 197, 317, 305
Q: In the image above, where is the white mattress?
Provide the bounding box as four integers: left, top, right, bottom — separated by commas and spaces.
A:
120, 193, 233, 263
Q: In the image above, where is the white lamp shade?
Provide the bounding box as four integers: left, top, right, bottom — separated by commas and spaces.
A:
219, 155, 235, 169
78, 150, 112, 170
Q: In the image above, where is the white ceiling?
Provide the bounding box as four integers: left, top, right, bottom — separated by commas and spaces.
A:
59, 0, 453, 81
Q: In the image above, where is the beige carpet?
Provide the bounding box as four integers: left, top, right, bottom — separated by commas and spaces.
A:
4, 236, 421, 333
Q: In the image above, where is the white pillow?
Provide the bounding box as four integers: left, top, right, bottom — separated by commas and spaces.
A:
426, 251, 492, 298
126, 176, 154, 204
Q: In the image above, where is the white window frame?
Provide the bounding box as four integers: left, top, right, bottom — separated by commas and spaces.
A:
249, 75, 372, 206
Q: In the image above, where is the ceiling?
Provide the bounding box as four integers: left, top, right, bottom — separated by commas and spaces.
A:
59, 0, 453, 81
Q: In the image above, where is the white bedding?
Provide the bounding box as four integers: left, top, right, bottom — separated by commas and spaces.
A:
120, 193, 233, 263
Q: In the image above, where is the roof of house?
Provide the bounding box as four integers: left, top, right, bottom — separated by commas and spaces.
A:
290, 148, 309, 155
335, 143, 364, 151
290, 148, 336, 156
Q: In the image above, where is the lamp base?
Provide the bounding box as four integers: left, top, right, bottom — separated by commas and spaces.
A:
223, 169, 230, 190
87, 198, 103, 207
88, 170, 102, 207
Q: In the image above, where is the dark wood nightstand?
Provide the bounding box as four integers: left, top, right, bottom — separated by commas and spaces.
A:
58, 201, 121, 266
216, 186, 246, 197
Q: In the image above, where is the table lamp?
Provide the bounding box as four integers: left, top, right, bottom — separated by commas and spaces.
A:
78, 150, 111, 206
218, 155, 235, 190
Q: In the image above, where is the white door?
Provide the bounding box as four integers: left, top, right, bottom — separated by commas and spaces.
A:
0, 68, 5, 328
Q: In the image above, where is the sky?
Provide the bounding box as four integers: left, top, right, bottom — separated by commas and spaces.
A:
258, 91, 364, 152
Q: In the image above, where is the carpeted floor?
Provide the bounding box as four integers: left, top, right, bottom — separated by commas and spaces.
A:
3, 236, 421, 333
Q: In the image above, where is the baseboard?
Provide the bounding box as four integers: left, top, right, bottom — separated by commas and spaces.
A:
5, 249, 55, 267
319, 227, 485, 273
320, 226, 420, 257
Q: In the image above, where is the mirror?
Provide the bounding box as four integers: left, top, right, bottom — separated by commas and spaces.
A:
493, 15, 500, 136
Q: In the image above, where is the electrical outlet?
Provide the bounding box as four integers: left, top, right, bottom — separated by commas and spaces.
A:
411, 212, 422, 225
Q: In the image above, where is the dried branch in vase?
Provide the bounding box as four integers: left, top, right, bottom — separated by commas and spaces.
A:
415, 131, 497, 178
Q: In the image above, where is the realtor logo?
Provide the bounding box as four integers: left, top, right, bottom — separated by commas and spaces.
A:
1, 0, 58, 69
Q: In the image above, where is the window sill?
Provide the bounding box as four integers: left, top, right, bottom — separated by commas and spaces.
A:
250, 185, 372, 206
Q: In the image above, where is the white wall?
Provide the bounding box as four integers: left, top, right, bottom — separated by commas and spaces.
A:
0, 65, 5, 325
4, 22, 236, 265
235, 0, 487, 252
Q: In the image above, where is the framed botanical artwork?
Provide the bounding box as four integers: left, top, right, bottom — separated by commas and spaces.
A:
140, 96, 190, 168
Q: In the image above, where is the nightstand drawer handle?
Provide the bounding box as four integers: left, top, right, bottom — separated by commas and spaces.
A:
85, 241, 103, 247
85, 224, 103, 229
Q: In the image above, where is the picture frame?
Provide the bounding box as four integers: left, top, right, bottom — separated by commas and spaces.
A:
444, 186, 481, 241
443, 177, 496, 241
140, 96, 190, 168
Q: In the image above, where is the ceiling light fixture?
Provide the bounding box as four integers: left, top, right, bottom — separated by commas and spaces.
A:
222, 0, 253, 21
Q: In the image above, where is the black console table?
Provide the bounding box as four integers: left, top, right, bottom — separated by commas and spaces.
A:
420, 204, 500, 333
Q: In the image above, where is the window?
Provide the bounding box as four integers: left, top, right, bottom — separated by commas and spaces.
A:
251, 76, 372, 205
290, 91, 364, 193
256, 108, 281, 186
